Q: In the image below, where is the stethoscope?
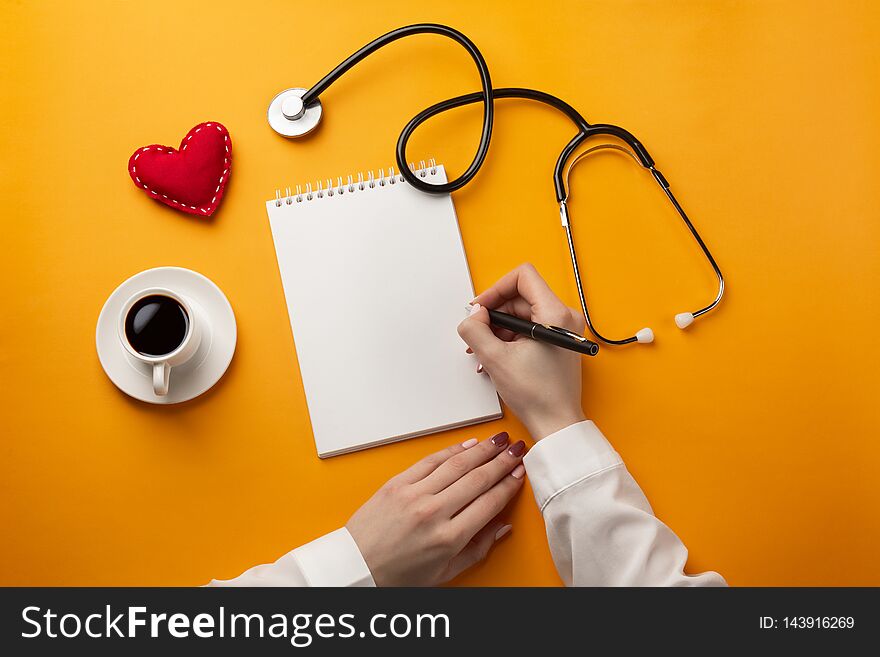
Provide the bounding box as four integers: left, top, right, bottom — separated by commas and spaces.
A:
267, 23, 724, 346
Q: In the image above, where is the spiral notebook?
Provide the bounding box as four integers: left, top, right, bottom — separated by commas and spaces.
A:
266, 162, 502, 457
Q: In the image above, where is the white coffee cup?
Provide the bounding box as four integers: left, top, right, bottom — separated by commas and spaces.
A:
118, 287, 202, 396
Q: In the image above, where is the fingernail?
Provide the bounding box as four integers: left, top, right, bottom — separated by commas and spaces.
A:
511, 464, 526, 480
467, 302, 482, 317
491, 431, 509, 448
461, 437, 478, 449
494, 524, 512, 541
476, 363, 484, 374
465, 347, 473, 354
508, 440, 526, 457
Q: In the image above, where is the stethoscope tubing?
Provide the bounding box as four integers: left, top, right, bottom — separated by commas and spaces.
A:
301, 23, 494, 195
398, 87, 590, 200
652, 175, 725, 318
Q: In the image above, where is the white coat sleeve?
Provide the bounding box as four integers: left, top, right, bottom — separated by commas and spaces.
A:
206, 527, 375, 587
523, 421, 727, 587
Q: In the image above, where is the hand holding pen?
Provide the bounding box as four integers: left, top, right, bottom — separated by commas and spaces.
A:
458, 264, 590, 440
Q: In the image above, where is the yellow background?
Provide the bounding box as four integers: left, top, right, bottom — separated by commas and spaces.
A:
1, 0, 878, 586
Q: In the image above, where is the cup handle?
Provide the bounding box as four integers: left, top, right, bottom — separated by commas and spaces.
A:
153, 362, 170, 396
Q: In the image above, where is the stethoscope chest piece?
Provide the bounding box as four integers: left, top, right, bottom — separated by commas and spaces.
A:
267, 88, 323, 137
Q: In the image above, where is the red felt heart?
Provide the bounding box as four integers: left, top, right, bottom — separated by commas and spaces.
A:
128, 122, 231, 217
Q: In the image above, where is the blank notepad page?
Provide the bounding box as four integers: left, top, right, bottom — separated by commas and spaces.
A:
267, 165, 502, 457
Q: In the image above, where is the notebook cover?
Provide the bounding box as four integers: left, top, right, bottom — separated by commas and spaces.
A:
267, 165, 502, 457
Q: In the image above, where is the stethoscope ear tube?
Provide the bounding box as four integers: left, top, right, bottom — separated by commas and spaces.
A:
561, 144, 725, 346
554, 126, 654, 202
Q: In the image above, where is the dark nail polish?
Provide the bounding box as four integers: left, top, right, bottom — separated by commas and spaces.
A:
491, 431, 509, 448
508, 440, 526, 457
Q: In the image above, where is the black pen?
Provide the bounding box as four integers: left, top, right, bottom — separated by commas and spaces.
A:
485, 308, 599, 356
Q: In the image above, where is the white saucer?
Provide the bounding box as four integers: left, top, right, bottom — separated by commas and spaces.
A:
96, 267, 236, 404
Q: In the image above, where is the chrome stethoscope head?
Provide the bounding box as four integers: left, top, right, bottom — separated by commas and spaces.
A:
268, 88, 324, 138
560, 143, 725, 346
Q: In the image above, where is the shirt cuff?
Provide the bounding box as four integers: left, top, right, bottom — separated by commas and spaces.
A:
523, 420, 623, 512
292, 528, 376, 587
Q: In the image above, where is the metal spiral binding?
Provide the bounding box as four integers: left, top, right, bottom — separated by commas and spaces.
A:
274, 158, 437, 206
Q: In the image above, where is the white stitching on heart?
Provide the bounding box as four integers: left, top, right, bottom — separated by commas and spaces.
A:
129, 123, 230, 215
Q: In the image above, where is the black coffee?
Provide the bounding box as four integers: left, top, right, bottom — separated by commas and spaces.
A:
124, 294, 189, 356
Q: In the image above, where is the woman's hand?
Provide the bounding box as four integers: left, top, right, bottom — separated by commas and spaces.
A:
346, 431, 526, 586
458, 263, 587, 440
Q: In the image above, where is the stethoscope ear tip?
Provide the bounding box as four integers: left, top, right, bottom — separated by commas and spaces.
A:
635, 328, 654, 344
674, 312, 695, 329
